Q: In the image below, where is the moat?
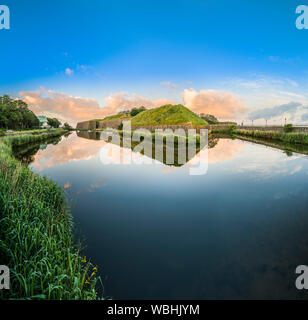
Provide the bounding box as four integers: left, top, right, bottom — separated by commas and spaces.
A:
14, 132, 308, 299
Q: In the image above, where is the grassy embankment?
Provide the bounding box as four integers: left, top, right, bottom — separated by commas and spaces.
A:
0, 129, 101, 300
131, 104, 207, 126
234, 129, 308, 145
78, 112, 131, 127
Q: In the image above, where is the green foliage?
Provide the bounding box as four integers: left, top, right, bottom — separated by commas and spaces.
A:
131, 104, 208, 126
234, 129, 308, 145
0, 129, 5, 136
283, 123, 293, 133
0, 95, 39, 130
118, 123, 123, 130
0, 131, 102, 300
63, 122, 73, 130
47, 117, 61, 128
130, 106, 146, 117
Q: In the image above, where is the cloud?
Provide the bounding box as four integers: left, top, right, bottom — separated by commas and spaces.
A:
160, 81, 180, 89
249, 102, 302, 120
279, 91, 304, 99
20, 89, 174, 126
20, 89, 107, 126
182, 88, 247, 119
65, 68, 74, 76
104, 92, 174, 111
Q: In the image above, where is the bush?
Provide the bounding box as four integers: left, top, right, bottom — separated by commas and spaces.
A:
118, 123, 123, 130
283, 124, 293, 133
0, 129, 5, 136
130, 106, 146, 117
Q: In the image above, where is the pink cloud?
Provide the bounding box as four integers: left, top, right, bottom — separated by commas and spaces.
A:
182, 88, 247, 119
19, 89, 174, 127
19, 89, 107, 126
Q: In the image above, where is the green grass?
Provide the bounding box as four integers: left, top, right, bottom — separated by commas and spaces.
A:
0, 130, 101, 300
101, 113, 131, 122
78, 113, 131, 125
131, 104, 207, 126
234, 129, 308, 145
4, 129, 61, 135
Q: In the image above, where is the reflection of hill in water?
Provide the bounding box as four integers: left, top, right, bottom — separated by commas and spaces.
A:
77, 130, 218, 166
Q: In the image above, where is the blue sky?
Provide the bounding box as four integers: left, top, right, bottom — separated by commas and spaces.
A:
1, 0, 308, 125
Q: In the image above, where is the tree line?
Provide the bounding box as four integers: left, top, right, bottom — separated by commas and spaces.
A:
0, 95, 39, 129
0, 95, 68, 130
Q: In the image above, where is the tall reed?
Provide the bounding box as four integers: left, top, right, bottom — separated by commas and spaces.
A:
0, 131, 101, 300
234, 129, 308, 145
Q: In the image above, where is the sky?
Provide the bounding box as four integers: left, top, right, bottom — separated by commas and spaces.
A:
1, 0, 308, 126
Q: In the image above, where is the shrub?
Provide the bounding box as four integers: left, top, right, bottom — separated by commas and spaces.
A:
283, 124, 293, 133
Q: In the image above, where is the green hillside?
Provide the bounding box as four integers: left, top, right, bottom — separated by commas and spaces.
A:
77, 112, 130, 124
131, 104, 207, 126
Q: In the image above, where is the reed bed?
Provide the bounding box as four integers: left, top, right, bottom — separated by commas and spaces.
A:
234, 129, 308, 145
0, 130, 101, 300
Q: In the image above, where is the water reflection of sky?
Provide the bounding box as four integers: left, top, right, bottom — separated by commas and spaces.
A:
29, 133, 308, 299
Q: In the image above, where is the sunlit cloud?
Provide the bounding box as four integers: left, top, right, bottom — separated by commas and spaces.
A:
104, 92, 174, 111
182, 88, 247, 119
20, 89, 108, 126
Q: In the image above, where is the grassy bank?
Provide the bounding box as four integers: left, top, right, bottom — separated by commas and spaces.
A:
0, 130, 101, 300
131, 104, 207, 126
234, 129, 308, 145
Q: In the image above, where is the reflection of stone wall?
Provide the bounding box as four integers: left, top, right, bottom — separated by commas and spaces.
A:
77, 131, 101, 140
237, 126, 308, 133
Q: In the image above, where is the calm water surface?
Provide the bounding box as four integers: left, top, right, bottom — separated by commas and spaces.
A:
18, 133, 308, 299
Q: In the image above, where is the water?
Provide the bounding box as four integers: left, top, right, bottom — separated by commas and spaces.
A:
16, 132, 308, 299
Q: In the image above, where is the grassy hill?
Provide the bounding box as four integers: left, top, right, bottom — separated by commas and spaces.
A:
131, 104, 207, 126
78, 112, 131, 124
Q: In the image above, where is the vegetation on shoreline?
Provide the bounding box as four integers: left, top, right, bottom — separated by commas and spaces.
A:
0, 130, 101, 300
0, 95, 39, 130
131, 104, 207, 126
234, 129, 308, 145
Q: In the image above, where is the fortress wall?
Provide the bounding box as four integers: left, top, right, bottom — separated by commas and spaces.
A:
76, 121, 97, 130
98, 119, 123, 129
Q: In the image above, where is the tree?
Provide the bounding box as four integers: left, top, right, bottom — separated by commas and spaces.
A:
130, 106, 146, 117
0, 95, 39, 130
63, 122, 73, 130
47, 118, 61, 128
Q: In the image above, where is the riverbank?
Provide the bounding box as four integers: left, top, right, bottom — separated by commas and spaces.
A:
234, 129, 308, 145
0, 130, 101, 300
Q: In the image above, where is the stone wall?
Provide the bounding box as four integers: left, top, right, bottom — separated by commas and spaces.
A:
205, 124, 234, 132
76, 121, 97, 130
98, 119, 123, 129
77, 119, 123, 130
